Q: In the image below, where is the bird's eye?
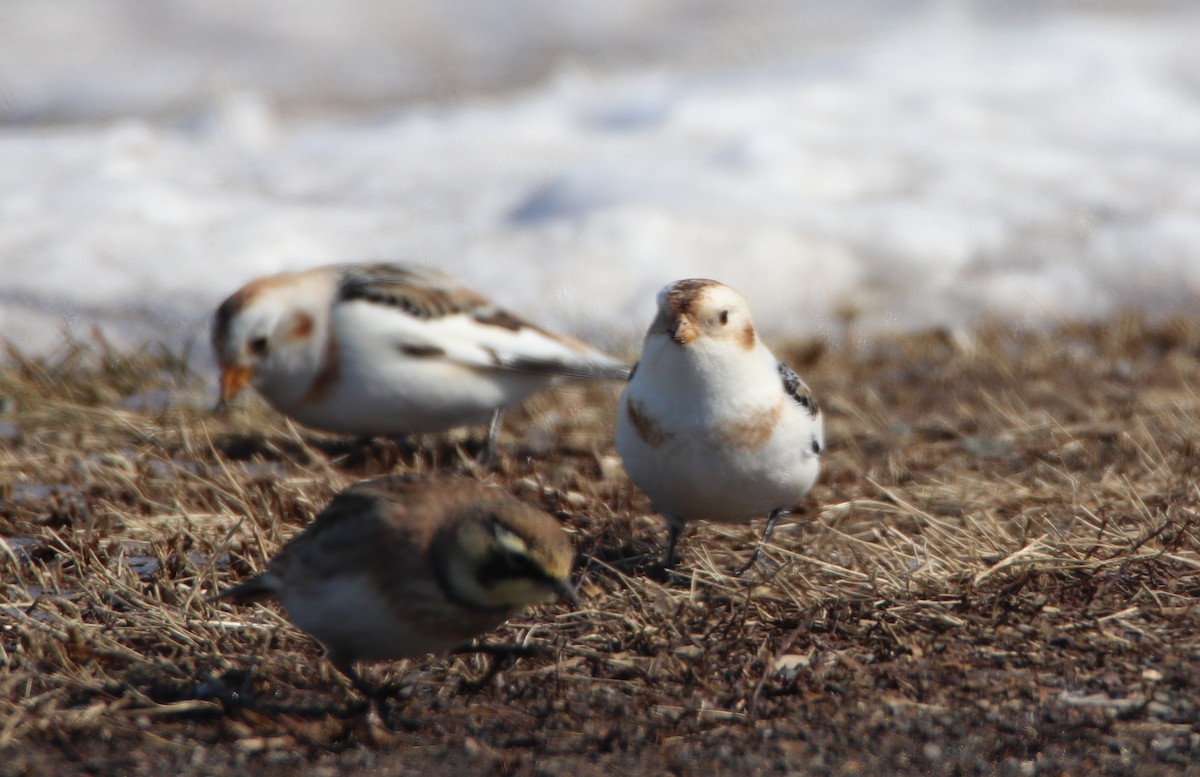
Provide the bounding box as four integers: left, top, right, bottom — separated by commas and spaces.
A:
718, 310, 729, 326
248, 336, 269, 356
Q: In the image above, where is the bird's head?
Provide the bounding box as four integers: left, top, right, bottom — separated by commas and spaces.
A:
211, 273, 324, 407
649, 278, 758, 352
440, 499, 577, 611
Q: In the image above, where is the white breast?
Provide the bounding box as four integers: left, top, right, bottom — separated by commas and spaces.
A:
279, 574, 464, 661
616, 339, 821, 523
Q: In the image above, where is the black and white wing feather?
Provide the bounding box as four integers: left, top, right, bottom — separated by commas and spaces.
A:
778, 362, 824, 454
334, 262, 631, 380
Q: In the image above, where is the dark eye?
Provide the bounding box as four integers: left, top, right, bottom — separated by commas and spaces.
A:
718, 310, 729, 325
248, 336, 269, 356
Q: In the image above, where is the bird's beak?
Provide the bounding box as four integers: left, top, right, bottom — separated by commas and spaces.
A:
215, 364, 253, 411
651, 307, 696, 346
667, 314, 697, 345
553, 577, 580, 609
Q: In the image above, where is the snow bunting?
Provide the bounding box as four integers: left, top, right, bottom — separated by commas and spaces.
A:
212, 262, 630, 438
217, 474, 575, 705
615, 279, 824, 569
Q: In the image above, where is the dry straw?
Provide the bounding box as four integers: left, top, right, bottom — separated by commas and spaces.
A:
2, 316, 1199, 774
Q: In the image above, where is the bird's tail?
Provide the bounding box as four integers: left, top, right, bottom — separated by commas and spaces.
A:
211, 573, 278, 604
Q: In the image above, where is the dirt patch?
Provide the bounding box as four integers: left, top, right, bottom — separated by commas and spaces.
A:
2, 317, 1200, 776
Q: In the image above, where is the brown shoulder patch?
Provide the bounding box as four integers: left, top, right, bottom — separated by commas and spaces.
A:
625, 398, 673, 449
303, 331, 342, 403
717, 402, 782, 452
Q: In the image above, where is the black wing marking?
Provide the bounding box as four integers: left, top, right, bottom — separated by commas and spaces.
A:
779, 363, 824, 454
778, 362, 820, 420
337, 262, 491, 320
338, 262, 632, 379
479, 347, 631, 380
337, 262, 578, 340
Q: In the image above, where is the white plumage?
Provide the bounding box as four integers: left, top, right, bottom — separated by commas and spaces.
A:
615, 278, 824, 568
212, 262, 630, 437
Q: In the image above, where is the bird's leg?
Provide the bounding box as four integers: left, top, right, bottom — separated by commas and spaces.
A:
661, 518, 684, 570
734, 508, 787, 577
330, 655, 387, 718
451, 642, 546, 693
457, 411, 503, 470
328, 656, 424, 737
412, 433, 431, 469
480, 409, 504, 463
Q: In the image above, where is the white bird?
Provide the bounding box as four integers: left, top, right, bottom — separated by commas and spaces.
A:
615, 279, 824, 570
211, 262, 630, 441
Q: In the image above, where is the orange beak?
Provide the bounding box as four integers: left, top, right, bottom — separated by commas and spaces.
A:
668, 314, 697, 345
216, 364, 253, 410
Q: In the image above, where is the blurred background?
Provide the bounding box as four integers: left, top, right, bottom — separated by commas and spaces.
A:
1, 0, 1198, 357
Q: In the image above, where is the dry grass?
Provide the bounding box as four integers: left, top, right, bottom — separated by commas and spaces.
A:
3, 315, 1200, 776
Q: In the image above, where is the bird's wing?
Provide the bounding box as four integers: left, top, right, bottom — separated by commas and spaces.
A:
335, 263, 632, 380
337, 262, 489, 319
214, 573, 279, 603
264, 479, 433, 586
777, 361, 824, 453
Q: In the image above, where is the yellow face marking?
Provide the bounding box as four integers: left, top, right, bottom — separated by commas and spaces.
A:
541, 555, 572, 582
485, 578, 558, 608
493, 524, 530, 556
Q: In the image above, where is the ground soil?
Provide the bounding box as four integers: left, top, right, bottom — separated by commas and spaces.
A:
2, 317, 1199, 776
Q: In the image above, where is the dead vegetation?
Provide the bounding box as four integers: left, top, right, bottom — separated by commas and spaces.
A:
2, 315, 1200, 776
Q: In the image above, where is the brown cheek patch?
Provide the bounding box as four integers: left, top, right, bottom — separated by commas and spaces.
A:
717, 401, 782, 452
739, 321, 756, 350
626, 399, 673, 449
303, 333, 342, 403
290, 311, 315, 340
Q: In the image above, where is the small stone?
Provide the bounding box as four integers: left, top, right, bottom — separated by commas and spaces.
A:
773, 653, 810, 681
961, 436, 1009, 458
1151, 735, 1176, 756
